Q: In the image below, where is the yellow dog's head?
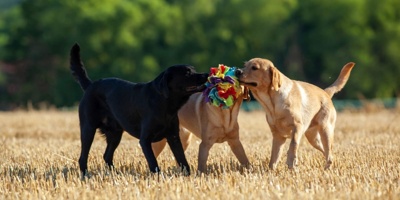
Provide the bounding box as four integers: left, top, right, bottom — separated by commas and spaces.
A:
235, 58, 282, 92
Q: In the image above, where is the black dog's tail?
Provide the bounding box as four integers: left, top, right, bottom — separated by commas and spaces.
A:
70, 43, 92, 91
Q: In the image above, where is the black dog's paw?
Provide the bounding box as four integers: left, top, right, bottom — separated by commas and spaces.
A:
183, 171, 190, 177
80, 171, 92, 181
105, 164, 121, 176
175, 166, 191, 176
150, 166, 161, 173
181, 167, 191, 176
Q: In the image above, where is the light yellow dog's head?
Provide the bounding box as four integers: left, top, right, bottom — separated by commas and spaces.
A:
236, 58, 282, 91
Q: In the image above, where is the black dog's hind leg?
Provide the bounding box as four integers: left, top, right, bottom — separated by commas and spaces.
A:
79, 125, 96, 176
103, 130, 123, 169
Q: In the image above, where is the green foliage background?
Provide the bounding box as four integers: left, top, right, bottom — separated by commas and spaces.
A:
0, 0, 399, 109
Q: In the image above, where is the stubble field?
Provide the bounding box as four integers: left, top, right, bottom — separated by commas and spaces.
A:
0, 109, 399, 199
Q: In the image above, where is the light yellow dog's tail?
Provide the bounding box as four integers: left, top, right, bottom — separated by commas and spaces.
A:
324, 62, 355, 98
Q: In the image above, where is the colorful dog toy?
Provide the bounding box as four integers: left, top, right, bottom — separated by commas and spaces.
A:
203, 64, 242, 109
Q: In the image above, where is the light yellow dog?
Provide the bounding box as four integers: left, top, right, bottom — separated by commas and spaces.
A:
152, 88, 250, 173
236, 58, 355, 169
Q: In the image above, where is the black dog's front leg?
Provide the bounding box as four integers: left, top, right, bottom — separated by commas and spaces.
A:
139, 139, 160, 173
167, 125, 191, 175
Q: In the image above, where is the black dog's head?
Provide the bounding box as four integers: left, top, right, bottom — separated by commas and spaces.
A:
155, 65, 208, 98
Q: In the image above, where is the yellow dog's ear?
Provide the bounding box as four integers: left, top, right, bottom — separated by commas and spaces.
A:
270, 67, 282, 91
243, 86, 251, 101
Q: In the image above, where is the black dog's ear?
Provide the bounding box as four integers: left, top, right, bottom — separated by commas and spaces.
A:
154, 70, 170, 98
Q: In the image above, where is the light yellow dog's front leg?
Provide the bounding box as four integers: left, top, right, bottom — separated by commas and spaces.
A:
269, 134, 286, 170
286, 124, 304, 169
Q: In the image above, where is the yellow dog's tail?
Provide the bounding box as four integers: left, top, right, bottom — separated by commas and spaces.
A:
324, 62, 355, 98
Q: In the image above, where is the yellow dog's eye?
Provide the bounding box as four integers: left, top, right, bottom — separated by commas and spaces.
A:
251, 66, 258, 70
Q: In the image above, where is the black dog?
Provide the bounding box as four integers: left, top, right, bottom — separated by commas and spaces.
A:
70, 44, 208, 176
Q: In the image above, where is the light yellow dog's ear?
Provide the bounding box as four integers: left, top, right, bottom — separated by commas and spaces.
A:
270, 67, 282, 91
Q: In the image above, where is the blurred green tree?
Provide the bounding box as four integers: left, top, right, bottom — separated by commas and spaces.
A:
363, 0, 400, 98
289, 0, 373, 98
0, 0, 399, 109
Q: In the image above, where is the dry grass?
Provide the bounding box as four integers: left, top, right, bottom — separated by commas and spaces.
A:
0, 109, 399, 200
